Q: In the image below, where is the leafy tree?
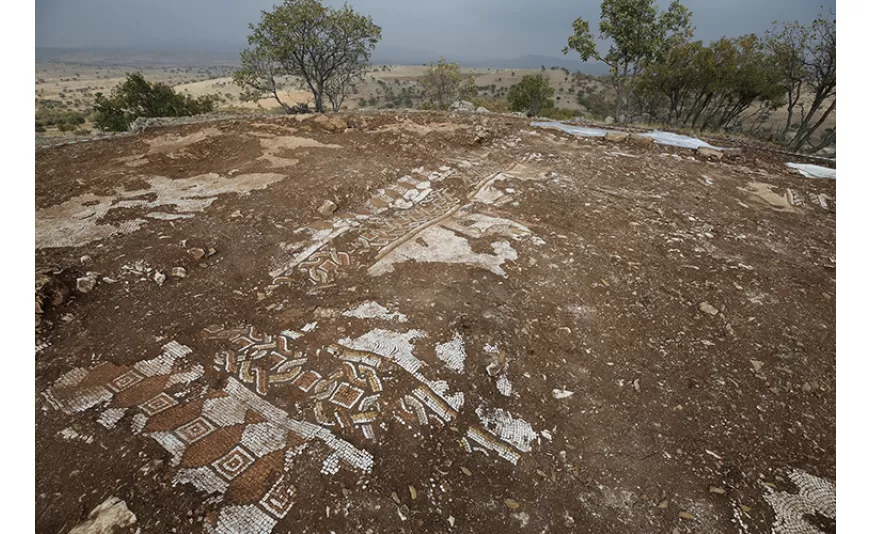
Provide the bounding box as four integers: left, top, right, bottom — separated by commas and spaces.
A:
420, 57, 462, 109
234, 0, 382, 113
563, 0, 693, 122
764, 13, 835, 152
507, 75, 555, 116
636, 35, 785, 132
92, 73, 214, 132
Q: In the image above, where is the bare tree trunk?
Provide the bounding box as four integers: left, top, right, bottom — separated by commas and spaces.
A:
792, 98, 835, 152
806, 127, 835, 154
780, 82, 802, 141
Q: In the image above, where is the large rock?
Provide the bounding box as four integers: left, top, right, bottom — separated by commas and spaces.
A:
318, 199, 338, 216
473, 125, 492, 144
476, 106, 490, 113
627, 134, 654, 147
604, 131, 629, 142
450, 100, 475, 112
696, 147, 724, 160
76, 272, 100, 294
604, 116, 615, 124
312, 114, 348, 132
69, 497, 138, 534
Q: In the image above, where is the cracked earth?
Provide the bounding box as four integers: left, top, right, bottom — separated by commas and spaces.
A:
35, 111, 835, 533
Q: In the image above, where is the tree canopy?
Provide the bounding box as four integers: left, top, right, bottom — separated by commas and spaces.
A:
92, 73, 214, 132
763, 14, 835, 152
507, 75, 555, 117
419, 57, 479, 109
234, 0, 382, 113
563, 0, 693, 122
562, 0, 834, 153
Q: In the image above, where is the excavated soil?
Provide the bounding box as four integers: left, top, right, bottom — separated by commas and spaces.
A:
35, 111, 836, 534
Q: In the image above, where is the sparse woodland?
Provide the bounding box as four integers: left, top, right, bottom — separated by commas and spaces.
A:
34, 0, 834, 153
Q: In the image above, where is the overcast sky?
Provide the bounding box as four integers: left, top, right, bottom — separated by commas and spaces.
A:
36, 0, 835, 59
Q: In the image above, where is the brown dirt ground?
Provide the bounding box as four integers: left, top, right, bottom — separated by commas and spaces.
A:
35, 110, 835, 534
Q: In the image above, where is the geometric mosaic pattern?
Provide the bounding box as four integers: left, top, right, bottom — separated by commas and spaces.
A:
268, 166, 461, 288
786, 188, 836, 212
266, 160, 541, 288
296, 247, 351, 284
44, 331, 540, 533
43, 341, 374, 534
43, 159, 551, 534
201, 322, 536, 463
355, 188, 461, 253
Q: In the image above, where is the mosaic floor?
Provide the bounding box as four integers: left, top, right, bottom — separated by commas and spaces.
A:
42, 155, 557, 534
36, 114, 836, 533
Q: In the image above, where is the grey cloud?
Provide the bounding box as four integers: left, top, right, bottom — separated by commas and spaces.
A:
36, 0, 835, 61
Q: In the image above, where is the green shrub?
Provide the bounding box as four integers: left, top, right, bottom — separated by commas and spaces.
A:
507, 75, 555, 116
93, 73, 215, 132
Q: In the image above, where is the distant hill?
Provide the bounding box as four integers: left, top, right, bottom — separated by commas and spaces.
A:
371, 46, 609, 76
459, 55, 611, 76
37, 46, 610, 77
36, 46, 241, 67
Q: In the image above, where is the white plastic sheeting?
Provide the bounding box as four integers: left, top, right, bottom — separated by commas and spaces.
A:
530, 122, 610, 137
635, 130, 723, 150
786, 162, 836, 180
531, 121, 722, 150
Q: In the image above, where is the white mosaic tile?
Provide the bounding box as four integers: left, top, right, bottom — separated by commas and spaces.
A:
58, 427, 94, 444
97, 408, 128, 429
51, 367, 90, 390
215, 504, 277, 534
134, 341, 193, 376
435, 333, 466, 373
174, 466, 229, 495
342, 301, 408, 323
496, 375, 513, 397
46, 386, 113, 414
764, 469, 836, 534
147, 431, 188, 466
130, 413, 148, 435
338, 329, 427, 375
242, 423, 289, 458
475, 405, 537, 453
164, 364, 205, 388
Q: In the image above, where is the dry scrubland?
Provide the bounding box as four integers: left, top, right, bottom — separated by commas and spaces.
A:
36, 62, 613, 134
35, 60, 834, 150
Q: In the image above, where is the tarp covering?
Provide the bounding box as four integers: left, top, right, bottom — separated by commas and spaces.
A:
635, 130, 722, 150
786, 162, 836, 180
532, 122, 722, 150
531, 122, 610, 137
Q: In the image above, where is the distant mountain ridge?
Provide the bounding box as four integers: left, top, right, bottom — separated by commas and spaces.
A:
37, 45, 610, 76
371, 46, 610, 75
